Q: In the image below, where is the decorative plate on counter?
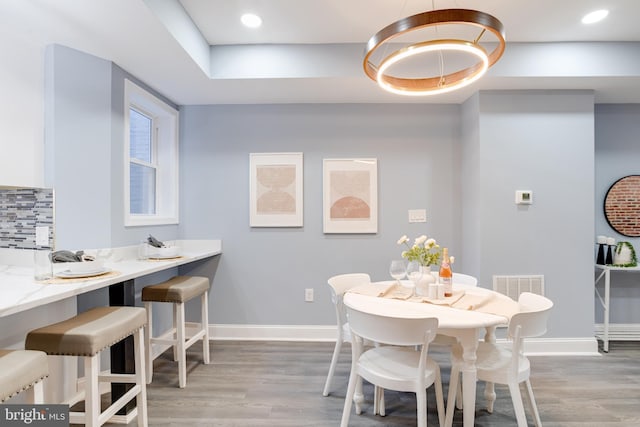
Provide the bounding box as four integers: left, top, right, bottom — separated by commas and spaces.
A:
55, 268, 111, 279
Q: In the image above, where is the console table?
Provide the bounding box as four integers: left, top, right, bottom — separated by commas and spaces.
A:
594, 264, 640, 352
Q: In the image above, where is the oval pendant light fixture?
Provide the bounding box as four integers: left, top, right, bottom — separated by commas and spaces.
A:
364, 9, 506, 96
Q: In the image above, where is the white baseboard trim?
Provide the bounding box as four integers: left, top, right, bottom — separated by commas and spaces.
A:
188, 322, 601, 356
504, 337, 600, 356
595, 323, 640, 340
208, 323, 337, 342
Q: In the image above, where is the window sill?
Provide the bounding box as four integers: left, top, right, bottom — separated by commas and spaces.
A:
125, 216, 179, 227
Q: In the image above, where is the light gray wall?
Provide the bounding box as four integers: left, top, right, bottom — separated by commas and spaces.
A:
179, 94, 597, 338
44, 44, 180, 250
179, 104, 462, 325
474, 91, 595, 338
595, 104, 640, 323
460, 94, 481, 277
44, 44, 112, 250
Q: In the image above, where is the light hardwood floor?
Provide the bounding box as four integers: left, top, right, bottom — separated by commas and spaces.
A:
109, 340, 640, 426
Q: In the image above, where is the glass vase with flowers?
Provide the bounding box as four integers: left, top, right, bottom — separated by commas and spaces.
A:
397, 235, 442, 295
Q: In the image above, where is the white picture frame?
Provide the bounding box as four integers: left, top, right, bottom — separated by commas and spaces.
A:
249, 152, 303, 227
323, 158, 378, 234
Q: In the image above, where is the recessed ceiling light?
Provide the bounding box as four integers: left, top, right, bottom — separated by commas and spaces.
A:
582, 9, 609, 24
241, 13, 262, 28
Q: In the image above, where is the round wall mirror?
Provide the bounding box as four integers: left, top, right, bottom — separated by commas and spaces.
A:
604, 175, 640, 237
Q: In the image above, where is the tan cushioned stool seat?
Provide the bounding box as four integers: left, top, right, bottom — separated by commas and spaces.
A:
142, 276, 210, 303
0, 350, 49, 402
25, 306, 147, 357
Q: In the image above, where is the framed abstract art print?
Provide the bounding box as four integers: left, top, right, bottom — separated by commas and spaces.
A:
249, 152, 303, 227
323, 158, 377, 234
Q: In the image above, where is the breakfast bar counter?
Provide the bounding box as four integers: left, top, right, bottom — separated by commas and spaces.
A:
0, 239, 222, 318
0, 239, 221, 409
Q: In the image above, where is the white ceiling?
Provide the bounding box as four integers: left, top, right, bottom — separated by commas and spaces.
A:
3, 0, 640, 105
180, 0, 640, 45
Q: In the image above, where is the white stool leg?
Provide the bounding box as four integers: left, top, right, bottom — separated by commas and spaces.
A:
27, 380, 45, 404
201, 291, 210, 364
176, 302, 187, 388
84, 354, 100, 427
172, 304, 179, 362
144, 301, 153, 384
134, 327, 148, 427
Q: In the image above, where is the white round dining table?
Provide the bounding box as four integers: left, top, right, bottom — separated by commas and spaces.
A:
343, 283, 509, 427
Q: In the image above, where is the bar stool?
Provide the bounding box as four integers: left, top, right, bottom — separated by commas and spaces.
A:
142, 275, 210, 388
25, 306, 148, 427
0, 349, 48, 403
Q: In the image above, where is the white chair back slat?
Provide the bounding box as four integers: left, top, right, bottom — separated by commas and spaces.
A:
346, 306, 438, 347
328, 273, 371, 327
508, 292, 553, 339
453, 272, 478, 286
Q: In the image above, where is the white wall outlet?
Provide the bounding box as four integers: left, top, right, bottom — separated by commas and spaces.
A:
305, 288, 314, 302
515, 190, 533, 204
408, 209, 427, 223
35, 226, 49, 246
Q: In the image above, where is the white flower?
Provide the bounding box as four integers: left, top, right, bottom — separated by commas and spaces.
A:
398, 234, 443, 267
414, 235, 427, 245
397, 235, 409, 245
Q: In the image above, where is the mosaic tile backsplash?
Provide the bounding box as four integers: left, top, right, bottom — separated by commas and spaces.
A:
0, 188, 54, 250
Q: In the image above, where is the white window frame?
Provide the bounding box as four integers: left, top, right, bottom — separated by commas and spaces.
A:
124, 79, 179, 226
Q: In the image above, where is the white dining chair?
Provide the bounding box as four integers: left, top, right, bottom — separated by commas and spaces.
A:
432, 271, 478, 287
341, 304, 445, 427
323, 273, 371, 397
453, 272, 478, 286
444, 292, 553, 427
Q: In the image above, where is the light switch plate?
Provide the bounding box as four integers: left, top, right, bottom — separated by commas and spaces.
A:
408, 209, 427, 223
35, 226, 49, 246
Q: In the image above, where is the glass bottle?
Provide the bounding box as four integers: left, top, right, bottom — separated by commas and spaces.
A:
439, 247, 453, 297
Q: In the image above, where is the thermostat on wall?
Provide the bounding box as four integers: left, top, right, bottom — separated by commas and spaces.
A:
515, 190, 533, 204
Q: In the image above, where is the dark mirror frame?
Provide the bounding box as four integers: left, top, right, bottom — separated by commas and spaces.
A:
604, 175, 640, 237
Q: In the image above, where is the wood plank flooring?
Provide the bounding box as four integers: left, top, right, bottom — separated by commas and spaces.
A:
107, 340, 640, 426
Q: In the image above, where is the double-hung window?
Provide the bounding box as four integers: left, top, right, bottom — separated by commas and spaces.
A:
124, 79, 179, 226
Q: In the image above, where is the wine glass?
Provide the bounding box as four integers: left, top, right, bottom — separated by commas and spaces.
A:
389, 260, 406, 285
406, 261, 423, 296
